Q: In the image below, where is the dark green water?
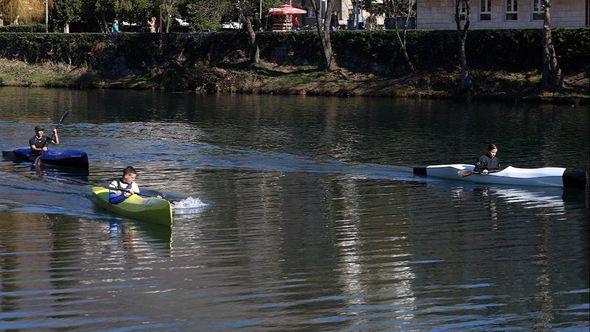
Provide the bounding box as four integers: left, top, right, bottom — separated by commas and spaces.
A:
0, 87, 588, 330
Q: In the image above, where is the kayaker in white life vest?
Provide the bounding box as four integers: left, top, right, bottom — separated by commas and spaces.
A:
108, 166, 140, 204
30, 125, 59, 155
474, 144, 500, 175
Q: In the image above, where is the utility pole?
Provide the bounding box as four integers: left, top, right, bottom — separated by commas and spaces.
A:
159, 4, 164, 33
260, 0, 262, 20
45, 0, 49, 32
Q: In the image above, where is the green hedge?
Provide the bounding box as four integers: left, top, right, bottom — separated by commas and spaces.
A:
0, 24, 46, 33
257, 29, 589, 72
0, 29, 587, 73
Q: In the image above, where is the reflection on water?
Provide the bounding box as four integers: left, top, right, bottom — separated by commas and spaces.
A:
0, 87, 588, 330
452, 185, 568, 210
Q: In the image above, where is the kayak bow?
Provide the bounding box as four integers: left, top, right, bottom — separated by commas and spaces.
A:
413, 164, 587, 189
92, 187, 173, 226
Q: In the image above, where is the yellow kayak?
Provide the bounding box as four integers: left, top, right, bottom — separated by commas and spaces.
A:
91, 187, 173, 226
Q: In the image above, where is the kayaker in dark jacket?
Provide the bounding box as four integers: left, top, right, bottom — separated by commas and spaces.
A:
29, 125, 59, 155
108, 166, 140, 204
474, 144, 500, 174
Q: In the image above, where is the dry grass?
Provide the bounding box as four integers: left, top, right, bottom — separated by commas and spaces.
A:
0, 59, 84, 87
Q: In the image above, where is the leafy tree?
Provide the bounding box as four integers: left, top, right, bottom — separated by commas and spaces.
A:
160, 0, 180, 32
51, 0, 82, 31
118, 0, 156, 24
75, 0, 157, 32
178, 0, 231, 31
86, 0, 117, 31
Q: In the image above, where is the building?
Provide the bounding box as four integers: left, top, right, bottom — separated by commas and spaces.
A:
417, 0, 589, 29
295, 0, 385, 29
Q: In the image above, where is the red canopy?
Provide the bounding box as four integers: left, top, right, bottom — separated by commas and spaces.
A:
269, 4, 307, 16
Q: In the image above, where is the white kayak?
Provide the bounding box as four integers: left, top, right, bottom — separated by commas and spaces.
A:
413, 164, 587, 189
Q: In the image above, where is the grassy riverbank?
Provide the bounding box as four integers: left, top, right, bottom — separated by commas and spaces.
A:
0, 58, 587, 104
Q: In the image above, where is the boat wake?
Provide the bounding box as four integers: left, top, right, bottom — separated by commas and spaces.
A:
173, 196, 208, 215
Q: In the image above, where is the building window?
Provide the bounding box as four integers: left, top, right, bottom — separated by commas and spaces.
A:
506, 0, 518, 20
532, 0, 544, 20
481, 0, 492, 20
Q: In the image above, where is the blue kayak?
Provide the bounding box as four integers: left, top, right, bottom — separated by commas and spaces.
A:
2, 147, 89, 169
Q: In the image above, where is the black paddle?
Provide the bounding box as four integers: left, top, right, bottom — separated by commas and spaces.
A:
459, 169, 500, 177
50, 110, 70, 141
139, 192, 176, 204
113, 185, 176, 204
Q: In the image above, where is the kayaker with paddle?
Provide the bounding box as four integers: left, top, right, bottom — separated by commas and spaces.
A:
30, 125, 59, 155
30, 125, 60, 167
457, 144, 500, 177
474, 144, 500, 175
108, 166, 140, 204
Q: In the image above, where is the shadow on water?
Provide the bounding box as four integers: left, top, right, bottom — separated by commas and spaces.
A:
89, 206, 173, 251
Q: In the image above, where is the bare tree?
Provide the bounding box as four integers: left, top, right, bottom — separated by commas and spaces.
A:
309, 0, 338, 71
540, 0, 563, 91
380, 0, 416, 72
454, 0, 473, 93
236, 0, 260, 64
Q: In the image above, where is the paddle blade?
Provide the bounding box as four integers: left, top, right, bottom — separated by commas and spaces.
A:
50, 111, 70, 140
458, 170, 473, 177
57, 111, 70, 125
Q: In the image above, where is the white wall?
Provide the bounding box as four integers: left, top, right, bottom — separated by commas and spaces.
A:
417, 0, 587, 29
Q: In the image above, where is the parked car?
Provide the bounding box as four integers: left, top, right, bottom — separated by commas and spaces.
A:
175, 17, 189, 27
221, 22, 242, 30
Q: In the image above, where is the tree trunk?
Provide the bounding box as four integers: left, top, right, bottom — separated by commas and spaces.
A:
393, 30, 414, 72
541, 0, 563, 91
458, 34, 471, 90
392, 7, 415, 72
400, 44, 414, 72
455, 0, 473, 94
239, 12, 260, 64
311, 0, 338, 71
95, 13, 106, 32
318, 29, 337, 71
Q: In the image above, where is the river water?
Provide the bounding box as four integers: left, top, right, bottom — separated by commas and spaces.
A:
0, 87, 588, 330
